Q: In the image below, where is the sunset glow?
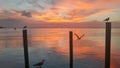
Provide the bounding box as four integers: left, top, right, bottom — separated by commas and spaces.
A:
0, 1, 120, 68
0, 0, 120, 23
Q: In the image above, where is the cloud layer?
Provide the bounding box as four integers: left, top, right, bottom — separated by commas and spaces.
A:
0, 0, 120, 22
25, 0, 120, 22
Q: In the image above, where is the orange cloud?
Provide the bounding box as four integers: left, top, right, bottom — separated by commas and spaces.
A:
26, 0, 120, 22
0, 0, 120, 22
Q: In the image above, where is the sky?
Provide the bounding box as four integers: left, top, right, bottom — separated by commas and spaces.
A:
0, 0, 120, 27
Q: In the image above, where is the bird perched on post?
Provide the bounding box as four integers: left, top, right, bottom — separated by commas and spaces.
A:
74, 33, 85, 40
104, 17, 110, 22
24, 26, 27, 28
23, 26, 27, 30
33, 60, 45, 68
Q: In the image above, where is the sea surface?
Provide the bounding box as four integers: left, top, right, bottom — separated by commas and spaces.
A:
0, 28, 120, 68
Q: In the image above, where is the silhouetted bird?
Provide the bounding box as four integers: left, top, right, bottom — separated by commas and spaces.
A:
104, 17, 110, 22
24, 26, 27, 28
23, 26, 27, 30
33, 60, 45, 68
74, 33, 85, 40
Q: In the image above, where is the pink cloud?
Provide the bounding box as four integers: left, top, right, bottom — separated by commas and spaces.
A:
25, 0, 120, 22
0, 0, 119, 22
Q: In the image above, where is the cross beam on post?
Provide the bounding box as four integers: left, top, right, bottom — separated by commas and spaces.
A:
23, 28, 29, 68
105, 22, 111, 68
69, 31, 73, 68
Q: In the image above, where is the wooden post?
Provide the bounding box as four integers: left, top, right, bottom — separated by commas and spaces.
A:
69, 31, 73, 68
105, 22, 111, 68
23, 28, 29, 68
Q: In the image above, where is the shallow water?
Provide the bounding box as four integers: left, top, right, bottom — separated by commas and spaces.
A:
0, 28, 120, 68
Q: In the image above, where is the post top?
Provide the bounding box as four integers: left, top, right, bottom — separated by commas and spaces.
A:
23, 26, 27, 30
106, 22, 111, 23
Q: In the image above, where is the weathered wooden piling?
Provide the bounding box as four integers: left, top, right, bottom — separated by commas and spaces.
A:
105, 22, 111, 68
23, 28, 29, 68
69, 31, 73, 68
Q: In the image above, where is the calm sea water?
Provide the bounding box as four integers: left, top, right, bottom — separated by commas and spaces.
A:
0, 28, 120, 68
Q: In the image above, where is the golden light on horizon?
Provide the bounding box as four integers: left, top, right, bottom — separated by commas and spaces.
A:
33, 12, 85, 22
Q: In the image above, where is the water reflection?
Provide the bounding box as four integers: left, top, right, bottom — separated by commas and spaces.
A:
0, 28, 120, 68
28, 29, 105, 68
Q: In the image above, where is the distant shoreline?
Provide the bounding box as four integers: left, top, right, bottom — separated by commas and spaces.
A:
0, 27, 120, 29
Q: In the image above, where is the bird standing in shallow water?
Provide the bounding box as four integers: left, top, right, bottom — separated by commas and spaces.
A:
33, 60, 45, 68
